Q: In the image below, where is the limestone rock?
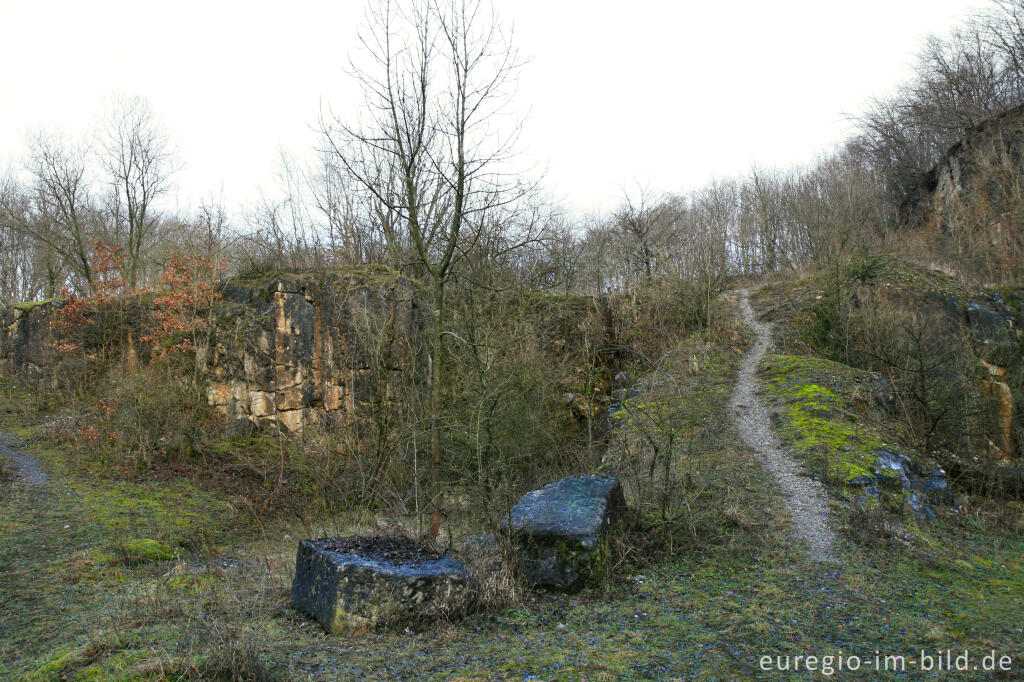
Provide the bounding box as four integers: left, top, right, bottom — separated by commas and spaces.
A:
291, 537, 469, 634
276, 409, 308, 432
501, 474, 625, 590
248, 390, 275, 417
848, 448, 952, 518
206, 382, 231, 406
204, 269, 427, 431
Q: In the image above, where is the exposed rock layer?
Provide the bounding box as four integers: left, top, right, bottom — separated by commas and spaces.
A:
205, 268, 426, 431
0, 267, 428, 431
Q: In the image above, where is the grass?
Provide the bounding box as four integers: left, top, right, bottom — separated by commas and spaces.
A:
2, 288, 1024, 679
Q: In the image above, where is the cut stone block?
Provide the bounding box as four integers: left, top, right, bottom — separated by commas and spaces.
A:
291, 536, 469, 634
501, 474, 625, 590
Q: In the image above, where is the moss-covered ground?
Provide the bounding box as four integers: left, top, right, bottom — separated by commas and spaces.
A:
759, 353, 901, 486
2, 287, 1024, 679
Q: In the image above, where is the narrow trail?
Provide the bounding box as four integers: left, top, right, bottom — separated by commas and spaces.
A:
0, 431, 48, 486
729, 290, 839, 563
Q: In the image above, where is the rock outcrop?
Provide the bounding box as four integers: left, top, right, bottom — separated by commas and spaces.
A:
0, 301, 62, 378
0, 267, 428, 432
904, 103, 1024, 239
848, 448, 952, 519
205, 267, 427, 431
847, 275, 1022, 461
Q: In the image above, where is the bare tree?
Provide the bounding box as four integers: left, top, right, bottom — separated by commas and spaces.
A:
0, 132, 98, 294
0, 175, 51, 302
853, 2, 1024, 205
687, 179, 735, 327
613, 185, 672, 287
99, 95, 175, 290
738, 166, 793, 274
985, 0, 1024, 101
321, 0, 526, 538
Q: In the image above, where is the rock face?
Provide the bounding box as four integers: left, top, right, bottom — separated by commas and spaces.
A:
905, 103, 1024, 240
501, 474, 625, 590
0, 301, 62, 378
291, 537, 469, 634
871, 285, 1022, 460
0, 267, 428, 432
206, 267, 427, 431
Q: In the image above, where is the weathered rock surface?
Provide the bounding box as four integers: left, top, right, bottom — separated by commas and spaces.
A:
904, 103, 1024, 240
291, 537, 468, 634
607, 388, 642, 418
0, 267, 429, 432
501, 474, 625, 590
866, 284, 1022, 459
0, 301, 62, 378
848, 448, 952, 519
206, 267, 427, 431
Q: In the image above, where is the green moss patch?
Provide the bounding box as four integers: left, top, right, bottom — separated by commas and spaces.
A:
115, 537, 176, 564
8, 297, 63, 313
759, 354, 905, 487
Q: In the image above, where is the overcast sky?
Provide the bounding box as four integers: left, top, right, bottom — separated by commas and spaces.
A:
0, 0, 993, 216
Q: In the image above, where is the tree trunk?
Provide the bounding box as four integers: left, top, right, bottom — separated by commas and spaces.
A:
429, 279, 444, 540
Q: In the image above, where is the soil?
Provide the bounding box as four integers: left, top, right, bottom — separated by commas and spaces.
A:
314, 536, 446, 566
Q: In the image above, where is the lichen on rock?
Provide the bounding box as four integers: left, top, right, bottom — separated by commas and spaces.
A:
290, 536, 469, 634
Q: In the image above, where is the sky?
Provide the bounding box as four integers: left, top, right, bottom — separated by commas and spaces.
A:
0, 0, 995, 217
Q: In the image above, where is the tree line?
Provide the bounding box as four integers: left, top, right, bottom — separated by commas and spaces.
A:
4, 0, 1024, 307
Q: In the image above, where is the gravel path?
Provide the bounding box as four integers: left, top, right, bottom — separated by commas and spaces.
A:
729, 290, 839, 563
0, 431, 48, 486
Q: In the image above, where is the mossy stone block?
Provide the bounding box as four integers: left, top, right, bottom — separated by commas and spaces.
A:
502, 474, 625, 590
290, 539, 469, 634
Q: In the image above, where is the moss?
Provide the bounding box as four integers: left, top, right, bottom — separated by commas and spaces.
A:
9, 297, 63, 313
164, 573, 218, 594
27, 645, 153, 681
116, 538, 176, 563
759, 354, 902, 486
76, 479, 231, 548
24, 648, 80, 680
228, 264, 404, 291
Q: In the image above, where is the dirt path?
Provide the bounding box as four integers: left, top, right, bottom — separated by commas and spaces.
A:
729, 290, 839, 563
0, 431, 48, 486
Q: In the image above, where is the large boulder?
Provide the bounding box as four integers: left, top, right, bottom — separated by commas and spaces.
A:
501, 474, 625, 590
291, 536, 469, 634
